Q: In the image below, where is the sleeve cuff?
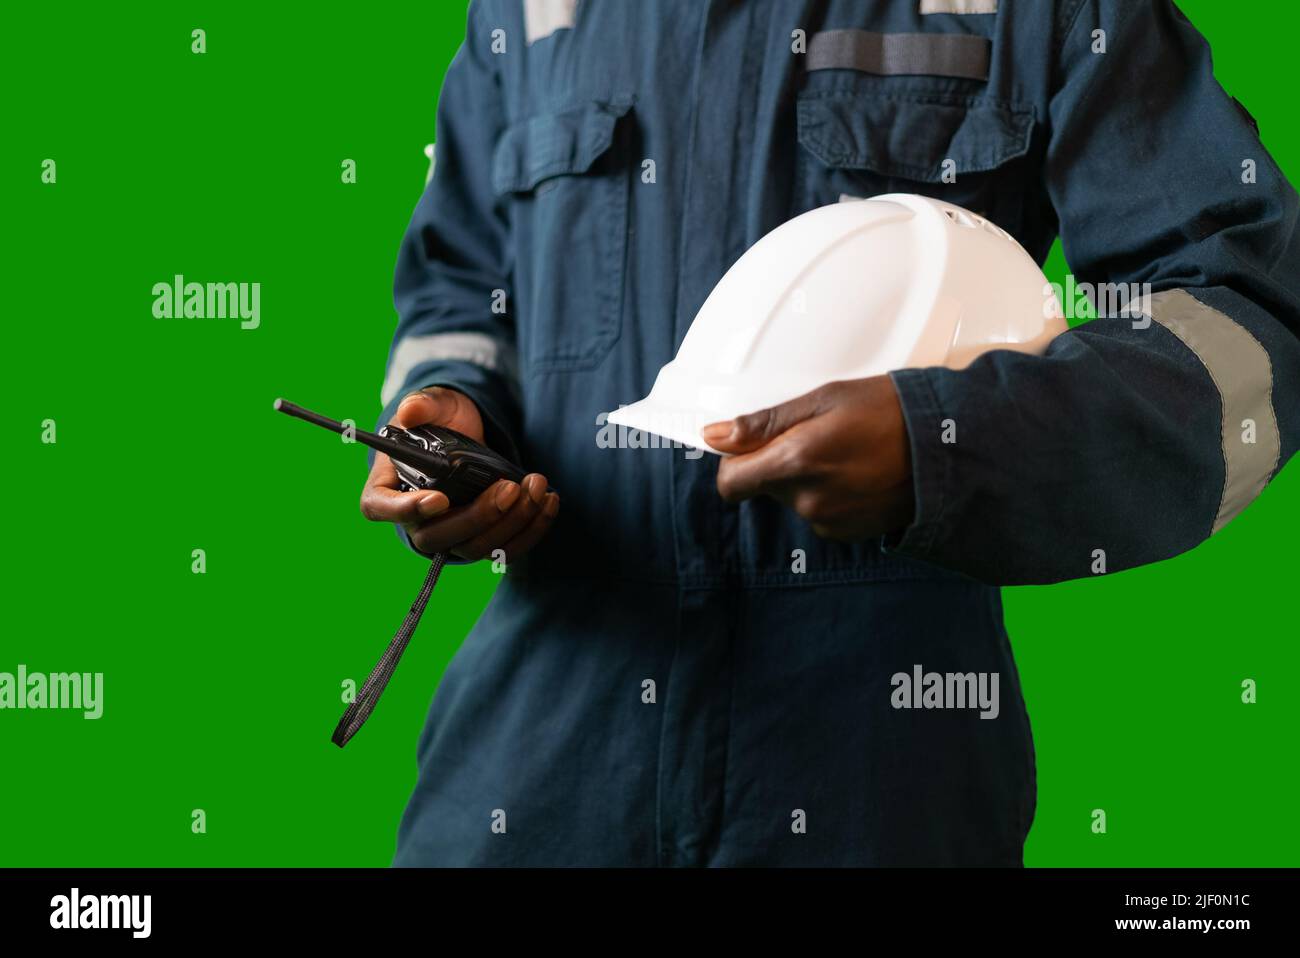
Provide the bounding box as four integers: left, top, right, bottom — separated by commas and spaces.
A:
882, 367, 951, 561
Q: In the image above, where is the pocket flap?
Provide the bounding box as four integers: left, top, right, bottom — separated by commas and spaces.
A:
797, 92, 1033, 182
492, 97, 633, 194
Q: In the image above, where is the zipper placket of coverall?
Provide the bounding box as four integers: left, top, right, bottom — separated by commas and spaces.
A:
658, 0, 764, 866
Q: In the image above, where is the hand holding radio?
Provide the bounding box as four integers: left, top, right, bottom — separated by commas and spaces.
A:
275, 389, 557, 746
360, 387, 560, 562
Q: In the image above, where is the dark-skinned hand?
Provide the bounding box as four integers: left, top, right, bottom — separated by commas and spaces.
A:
359, 387, 559, 561
703, 375, 915, 541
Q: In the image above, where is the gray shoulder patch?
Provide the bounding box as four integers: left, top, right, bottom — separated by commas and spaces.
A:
920, 0, 998, 13
524, 0, 578, 45
806, 29, 991, 81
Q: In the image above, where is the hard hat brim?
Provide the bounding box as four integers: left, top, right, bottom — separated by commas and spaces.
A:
605, 400, 724, 456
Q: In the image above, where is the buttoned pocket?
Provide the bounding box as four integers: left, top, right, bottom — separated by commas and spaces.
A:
795, 90, 1035, 229
492, 97, 633, 374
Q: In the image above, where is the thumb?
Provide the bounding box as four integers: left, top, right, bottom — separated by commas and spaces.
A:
393, 388, 453, 428
700, 386, 832, 453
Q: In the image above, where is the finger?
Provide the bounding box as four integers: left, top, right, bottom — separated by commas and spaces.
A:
452, 476, 553, 560
715, 425, 820, 503
499, 493, 560, 563
362, 483, 446, 523
393, 388, 453, 428
407, 475, 541, 555
700, 383, 837, 454
361, 453, 450, 522
408, 479, 521, 553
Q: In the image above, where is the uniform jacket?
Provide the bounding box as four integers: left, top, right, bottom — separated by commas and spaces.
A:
379, 0, 1300, 865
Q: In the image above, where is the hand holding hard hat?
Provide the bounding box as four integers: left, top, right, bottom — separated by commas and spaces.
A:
706, 374, 917, 541
604, 193, 1067, 539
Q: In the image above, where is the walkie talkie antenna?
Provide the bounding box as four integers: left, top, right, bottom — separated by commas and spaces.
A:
273, 398, 447, 475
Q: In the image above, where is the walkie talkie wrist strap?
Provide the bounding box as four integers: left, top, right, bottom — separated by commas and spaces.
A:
331, 553, 446, 748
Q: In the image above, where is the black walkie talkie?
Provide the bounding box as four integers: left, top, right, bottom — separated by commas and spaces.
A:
274, 398, 530, 747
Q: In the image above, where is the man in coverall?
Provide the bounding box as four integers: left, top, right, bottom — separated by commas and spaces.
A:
359, 0, 1300, 865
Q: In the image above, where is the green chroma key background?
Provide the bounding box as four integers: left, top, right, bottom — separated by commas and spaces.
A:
3, 1, 1295, 866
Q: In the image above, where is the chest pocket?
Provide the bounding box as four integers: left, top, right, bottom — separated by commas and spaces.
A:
492, 97, 633, 374
795, 90, 1035, 232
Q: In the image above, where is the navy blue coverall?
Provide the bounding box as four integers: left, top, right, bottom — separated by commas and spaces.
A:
380, 0, 1300, 865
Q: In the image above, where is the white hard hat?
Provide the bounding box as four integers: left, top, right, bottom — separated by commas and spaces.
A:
607, 193, 1066, 454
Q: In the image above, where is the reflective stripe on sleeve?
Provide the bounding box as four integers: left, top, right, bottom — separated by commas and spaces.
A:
1142, 289, 1281, 533
381, 332, 519, 406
